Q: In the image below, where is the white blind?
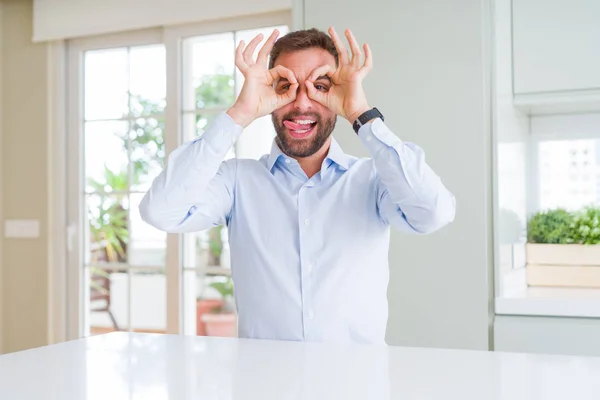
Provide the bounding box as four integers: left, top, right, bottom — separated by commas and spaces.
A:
33, 0, 291, 42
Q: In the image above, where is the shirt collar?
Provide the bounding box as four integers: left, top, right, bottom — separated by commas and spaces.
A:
266, 140, 287, 171
266, 137, 350, 172
325, 137, 350, 171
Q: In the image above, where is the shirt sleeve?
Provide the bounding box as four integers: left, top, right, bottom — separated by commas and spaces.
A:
139, 112, 243, 233
357, 118, 456, 234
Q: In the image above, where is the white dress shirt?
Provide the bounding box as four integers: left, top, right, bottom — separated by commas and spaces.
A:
140, 112, 455, 344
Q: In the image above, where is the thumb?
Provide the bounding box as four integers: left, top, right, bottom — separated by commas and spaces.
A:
305, 80, 328, 107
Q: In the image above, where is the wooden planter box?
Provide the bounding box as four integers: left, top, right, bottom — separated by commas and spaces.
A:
526, 244, 600, 288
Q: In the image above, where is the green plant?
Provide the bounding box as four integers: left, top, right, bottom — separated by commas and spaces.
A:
87, 74, 234, 265
208, 276, 234, 313
208, 225, 224, 266
527, 209, 574, 244
570, 206, 600, 245
89, 267, 111, 295
88, 167, 129, 263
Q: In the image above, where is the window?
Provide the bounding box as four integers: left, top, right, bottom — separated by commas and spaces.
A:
537, 139, 600, 211
494, 112, 600, 318
66, 14, 291, 340
81, 43, 168, 336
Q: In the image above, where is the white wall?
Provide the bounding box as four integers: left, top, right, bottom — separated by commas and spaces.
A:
303, 0, 493, 350
1, 0, 51, 354
495, 316, 600, 357
33, 0, 292, 41
494, 0, 530, 295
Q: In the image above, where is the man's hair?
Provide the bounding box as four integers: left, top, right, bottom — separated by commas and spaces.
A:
269, 28, 339, 69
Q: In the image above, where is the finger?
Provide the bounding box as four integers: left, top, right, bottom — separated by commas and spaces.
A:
345, 29, 362, 67
270, 66, 298, 106
235, 40, 249, 73
268, 65, 297, 85
305, 80, 327, 106
243, 33, 264, 65
277, 81, 299, 106
308, 64, 336, 82
328, 26, 349, 65
358, 43, 373, 77
257, 29, 279, 67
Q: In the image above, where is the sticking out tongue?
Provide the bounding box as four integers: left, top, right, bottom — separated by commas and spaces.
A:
283, 120, 314, 131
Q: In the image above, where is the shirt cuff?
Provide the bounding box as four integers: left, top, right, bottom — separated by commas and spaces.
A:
357, 118, 403, 156
194, 112, 243, 158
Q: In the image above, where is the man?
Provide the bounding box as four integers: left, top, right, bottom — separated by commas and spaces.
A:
140, 27, 455, 345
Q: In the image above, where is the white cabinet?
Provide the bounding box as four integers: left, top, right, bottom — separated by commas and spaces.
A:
513, 0, 600, 94
495, 316, 600, 357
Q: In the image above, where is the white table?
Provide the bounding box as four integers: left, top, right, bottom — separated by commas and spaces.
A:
1, 333, 599, 399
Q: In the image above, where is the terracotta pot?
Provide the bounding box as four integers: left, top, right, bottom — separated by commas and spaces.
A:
201, 313, 237, 337
196, 299, 223, 336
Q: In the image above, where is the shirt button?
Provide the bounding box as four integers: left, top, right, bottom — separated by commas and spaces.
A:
366, 135, 372, 142
307, 263, 313, 273
304, 219, 310, 226
285, 159, 291, 164
308, 311, 315, 319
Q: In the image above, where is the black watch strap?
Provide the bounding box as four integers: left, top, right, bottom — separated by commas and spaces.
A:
352, 108, 384, 134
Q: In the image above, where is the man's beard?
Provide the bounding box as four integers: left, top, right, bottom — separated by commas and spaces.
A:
272, 111, 336, 158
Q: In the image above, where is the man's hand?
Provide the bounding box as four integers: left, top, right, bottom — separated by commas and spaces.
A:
305, 27, 373, 124
227, 30, 299, 128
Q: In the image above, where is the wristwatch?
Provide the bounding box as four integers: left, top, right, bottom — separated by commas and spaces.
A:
352, 107, 384, 134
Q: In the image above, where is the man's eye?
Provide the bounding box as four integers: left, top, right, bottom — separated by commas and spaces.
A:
282, 84, 291, 90
315, 84, 328, 91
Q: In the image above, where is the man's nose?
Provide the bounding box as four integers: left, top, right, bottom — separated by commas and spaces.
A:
293, 84, 313, 111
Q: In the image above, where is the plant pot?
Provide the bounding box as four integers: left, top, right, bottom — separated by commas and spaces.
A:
201, 313, 237, 337
196, 299, 223, 336
526, 243, 600, 288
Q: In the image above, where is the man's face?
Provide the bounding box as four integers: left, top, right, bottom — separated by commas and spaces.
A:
271, 48, 337, 158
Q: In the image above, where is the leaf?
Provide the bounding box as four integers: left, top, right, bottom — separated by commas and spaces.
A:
527, 209, 574, 244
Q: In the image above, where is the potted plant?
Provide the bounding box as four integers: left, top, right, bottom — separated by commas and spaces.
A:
201, 276, 237, 337
195, 225, 227, 335
195, 296, 223, 336
526, 207, 600, 288
207, 225, 223, 267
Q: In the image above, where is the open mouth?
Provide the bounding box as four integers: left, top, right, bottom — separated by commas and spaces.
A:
283, 117, 318, 139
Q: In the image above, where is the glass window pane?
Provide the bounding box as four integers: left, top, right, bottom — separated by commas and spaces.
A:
129, 193, 166, 267
182, 227, 230, 270
130, 117, 165, 192
86, 266, 128, 336
232, 26, 288, 160
235, 115, 276, 160
538, 139, 600, 211
182, 270, 236, 337
129, 45, 166, 117
183, 33, 235, 112
85, 48, 129, 120
182, 111, 223, 141
86, 194, 129, 265
85, 121, 129, 193
234, 25, 289, 96
131, 270, 166, 333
